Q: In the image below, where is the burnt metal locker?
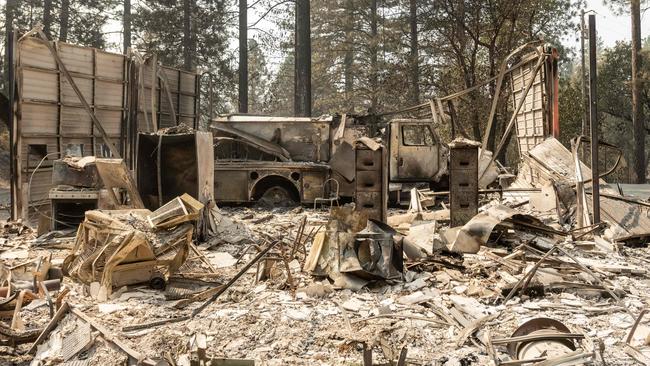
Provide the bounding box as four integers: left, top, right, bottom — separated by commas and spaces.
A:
354, 141, 387, 223
449, 139, 479, 227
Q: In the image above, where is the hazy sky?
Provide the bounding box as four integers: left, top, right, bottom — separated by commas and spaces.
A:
577, 0, 650, 47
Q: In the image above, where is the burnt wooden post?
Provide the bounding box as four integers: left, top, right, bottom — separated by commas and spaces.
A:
449, 139, 479, 227
294, 0, 312, 117
588, 14, 600, 224
7, 29, 16, 220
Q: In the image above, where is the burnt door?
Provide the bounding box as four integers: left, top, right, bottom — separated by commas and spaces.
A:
395, 123, 438, 180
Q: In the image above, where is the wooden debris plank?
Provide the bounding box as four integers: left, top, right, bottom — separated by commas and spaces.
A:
70, 307, 156, 365
28, 301, 70, 354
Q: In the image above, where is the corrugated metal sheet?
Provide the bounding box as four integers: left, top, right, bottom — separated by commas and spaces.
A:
95, 81, 124, 107
61, 77, 94, 105
61, 107, 92, 135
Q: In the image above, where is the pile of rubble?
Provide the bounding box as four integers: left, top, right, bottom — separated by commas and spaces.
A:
3, 138, 650, 365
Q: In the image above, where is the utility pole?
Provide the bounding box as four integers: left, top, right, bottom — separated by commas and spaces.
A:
294, 0, 312, 117
588, 14, 600, 224
239, 0, 248, 113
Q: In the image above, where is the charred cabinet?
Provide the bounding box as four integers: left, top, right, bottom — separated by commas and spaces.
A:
449, 139, 479, 227
355, 143, 387, 223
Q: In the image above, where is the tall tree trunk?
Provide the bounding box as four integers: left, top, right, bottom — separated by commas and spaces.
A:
239, 0, 248, 113
4, 0, 16, 96
343, 0, 354, 110
294, 0, 311, 117
43, 0, 53, 38
370, 0, 378, 111
59, 0, 70, 42
631, 0, 645, 183
409, 0, 419, 105
123, 0, 131, 54
183, 0, 196, 71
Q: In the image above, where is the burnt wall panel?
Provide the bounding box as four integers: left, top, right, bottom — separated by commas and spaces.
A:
12, 36, 198, 220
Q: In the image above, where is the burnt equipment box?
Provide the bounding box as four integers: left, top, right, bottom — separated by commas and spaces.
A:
49, 188, 99, 230
137, 131, 214, 210
449, 139, 479, 227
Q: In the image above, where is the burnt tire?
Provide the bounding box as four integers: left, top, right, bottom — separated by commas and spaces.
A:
259, 186, 297, 207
